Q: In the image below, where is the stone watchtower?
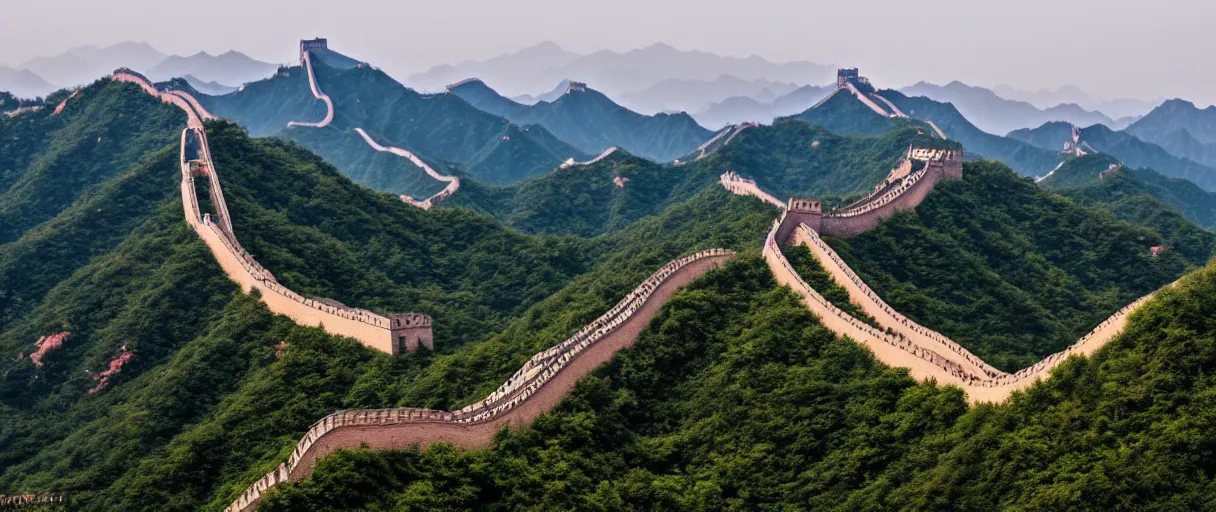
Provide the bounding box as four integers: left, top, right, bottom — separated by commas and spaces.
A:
776, 198, 822, 246
299, 38, 328, 63
388, 313, 433, 354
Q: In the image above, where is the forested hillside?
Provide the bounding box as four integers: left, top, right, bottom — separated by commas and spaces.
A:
828, 160, 1209, 372
1009, 121, 1216, 189
450, 79, 714, 162
194, 52, 589, 194
874, 90, 1062, 176
259, 252, 1216, 512
0, 82, 776, 511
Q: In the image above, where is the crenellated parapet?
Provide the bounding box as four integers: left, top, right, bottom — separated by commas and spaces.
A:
225, 249, 735, 512
762, 216, 1167, 404
0, 494, 67, 509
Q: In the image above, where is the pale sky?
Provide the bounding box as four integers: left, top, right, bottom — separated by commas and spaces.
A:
1, 0, 1212, 104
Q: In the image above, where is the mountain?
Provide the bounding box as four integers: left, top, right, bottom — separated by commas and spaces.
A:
510, 79, 571, 105
1008, 121, 1216, 189
197, 47, 590, 193
408, 41, 833, 99
182, 75, 237, 96
145, 50, 277, 85
248, 162, 1214, 512
692, 84, 833, 128
0, 77, 776, 511
872, 90, 1062, 176
0, 67, 57, 99
992, 83, 1162, 119
790, 88, 911, 138
1118, 97, 1216, 150
448, 79, 714, 162
20, 42, 167, 87
899, 81, 1114, 135
616, 75, 800, 115
1040, 153, 1216, 234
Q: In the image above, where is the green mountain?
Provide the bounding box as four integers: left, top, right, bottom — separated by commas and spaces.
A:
448, 79, 714, 162
1126, 98, 1216, 145
193, 51, 589, 195
1121, 100, 1216, 168
826, 160, 1209, 372
7, 77, 1216, 512
1009, 121, 1216, 189
0, 79, 778, 511
257, 220, 1216, 512
788, 88, 911, 137
706, 120, 954, 201
1039, 154, 1216, 258
873, 90, 1062, 176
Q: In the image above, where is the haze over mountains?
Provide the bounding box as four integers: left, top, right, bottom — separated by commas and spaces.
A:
1, 42, 278, 98
407, 41, 834, 103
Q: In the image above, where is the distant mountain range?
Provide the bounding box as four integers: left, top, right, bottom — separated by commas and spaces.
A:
898, 81, 1116, 135
991, 84, 1161, 120
616, 75, 800, 115
3, 42, 278, 98
692, 85, 833, 128
1125, 100, 1216, 169
407, 41, 833, 100
195, 46, 590, 194
0, 66, 56, 98
1008, 121, 1216, 190
449, 79, 713, 162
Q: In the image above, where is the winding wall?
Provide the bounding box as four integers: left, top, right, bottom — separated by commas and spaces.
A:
719, 172, 784, 209
285, 51, 333, 129
225, 249, 734, 512
559, 146, 619, 169
0, 494, 66, 509
290, 50, 461, 208
114, 69, 433, 355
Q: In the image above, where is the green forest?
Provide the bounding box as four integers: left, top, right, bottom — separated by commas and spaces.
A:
4, 75, 1216, 512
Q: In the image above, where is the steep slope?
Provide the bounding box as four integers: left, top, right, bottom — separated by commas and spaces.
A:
1126, 98, 1216, 145
0, 79, 185, 245
256, 250, 1216, 512
1041, 154, 1216, 243
789, 88, 901, 137
1138, 126, 1216, 168
1009, 121, 1216, 189
900, 81, 1113, 135
0, 67, 57, 99
873, 90, 1061, 176
828, 160, 1208, 372
0, 81, 776, 511
146, 51, 277, 85
450, 149, 720, 236
449, 79, 715, 162
711, 120, 947, 200
196, 52, 588, 192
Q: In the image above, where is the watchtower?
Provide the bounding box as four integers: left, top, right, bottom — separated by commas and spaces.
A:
300, 38, 328, 63
776, 198, 822, 245
388, 313, 434, 354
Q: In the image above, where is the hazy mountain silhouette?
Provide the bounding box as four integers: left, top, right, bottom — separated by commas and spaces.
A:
617, 75, 800, 114
693, 84, 833, 127
409, 41, 831, 99
450, 78, 713, 162
1126, 99, 1216, 145
992, 83, 1161, 120
1009, 121, 1216, 189
21, 42, 166, 87
0, 66, 56, 98
900, 81, 1114, 135
146, 50, 276, 85
182, 75, 237, 96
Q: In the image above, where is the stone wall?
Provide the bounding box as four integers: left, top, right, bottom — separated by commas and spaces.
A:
816, 149, 963, 238
285, 51, 333, 129
0, 494, 66, 509
225, 249, 734, 512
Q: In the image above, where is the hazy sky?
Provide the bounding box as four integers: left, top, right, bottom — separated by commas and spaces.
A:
2, 0, 1212, 104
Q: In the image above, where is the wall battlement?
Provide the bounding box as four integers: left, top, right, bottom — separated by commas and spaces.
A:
225, 249, 734, 512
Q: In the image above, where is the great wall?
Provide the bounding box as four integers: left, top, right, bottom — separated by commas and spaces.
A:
288, 39, 460, 208
111, 62, 736, 512
720, 140, 1171, 404
113, 67, 436, 355
5, 54, 1173, 509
